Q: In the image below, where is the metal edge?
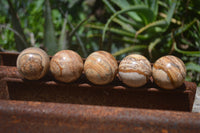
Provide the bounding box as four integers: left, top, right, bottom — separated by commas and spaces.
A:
0, 99, 200, 133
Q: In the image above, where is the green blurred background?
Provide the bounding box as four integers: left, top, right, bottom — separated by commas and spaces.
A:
0, 0, 200, 85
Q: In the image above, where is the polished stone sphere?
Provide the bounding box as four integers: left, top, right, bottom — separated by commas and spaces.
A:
84, 51, 118, 85
152, 55, 186, 90
50, 50, 83, 83
119, 54, 151, 87
16, 47, 50, 80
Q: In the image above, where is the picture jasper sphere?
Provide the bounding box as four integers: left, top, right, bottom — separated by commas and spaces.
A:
16, 47, 50, 80
84, 51, 118, 85
152, 55, 186, 90
50, 50, 83, 83
119, 54, 151, 87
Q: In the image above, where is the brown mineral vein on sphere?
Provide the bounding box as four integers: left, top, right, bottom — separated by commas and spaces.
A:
16, 47, 50, 80
84, 51, 118, 85
152, 55, 186, 90
119, 54, 151, 88
50, 50, 83, 83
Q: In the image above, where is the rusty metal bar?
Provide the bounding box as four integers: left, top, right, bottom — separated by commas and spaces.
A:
0, 100, 200, 133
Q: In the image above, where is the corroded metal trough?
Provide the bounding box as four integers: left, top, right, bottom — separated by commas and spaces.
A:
0, 52, 200, 133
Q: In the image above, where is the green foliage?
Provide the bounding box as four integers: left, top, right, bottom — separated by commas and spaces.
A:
44, 0, 57, 55
0, 0, 92, 56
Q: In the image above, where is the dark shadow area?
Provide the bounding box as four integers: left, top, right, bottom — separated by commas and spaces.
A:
7, 79, 191, 112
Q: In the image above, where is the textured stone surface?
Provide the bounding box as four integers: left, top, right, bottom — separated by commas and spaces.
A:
152, 55, 186, 90
192, 87, 200, 113
119, 54, 151, 87
16, 47, 50, 80
84, 51, 118, 85
50, 50, 83, 83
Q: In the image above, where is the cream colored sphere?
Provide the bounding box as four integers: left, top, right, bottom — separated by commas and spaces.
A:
152, 55, 186, 90
16, 47, 50, 80
119, 54, 151, 87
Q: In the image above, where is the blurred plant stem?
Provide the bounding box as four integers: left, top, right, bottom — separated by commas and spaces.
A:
58, 12, 68, 51
68, 20, 88, 57
7, 0, 28, 51
44, 0, 57, 55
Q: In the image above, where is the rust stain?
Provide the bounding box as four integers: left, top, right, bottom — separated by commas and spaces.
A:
134, 127, 143, 130
10, 115, 21, 124
161, 129, 168, 133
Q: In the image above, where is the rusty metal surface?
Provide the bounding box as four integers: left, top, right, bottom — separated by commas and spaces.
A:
0, 100, 200, 133
0, 52, 19, 66
0, 66, 197, 111
0, 79, 9, 99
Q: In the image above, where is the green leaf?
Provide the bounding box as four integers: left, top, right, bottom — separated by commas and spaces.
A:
110, 0, 142, 22
181, 38, 196, 48
102, 0, 142, 29
87, 33, 139, 44
44, 0, 57, 55
135, 19, 168, 37
174, 19, 197, 36
58, 16, 67, 51
158, 1, 168, 9
174, 43, 200, 57
112, 18, 135, 32
135, 0, 177, 38
148, 38, 161, 58
166, 0, 177, 24
69, 17, 88, 38
147, 0, 158, 20
32, 0, 44, 13
68, 19, 87, 57
102, 5, 154, 41
112, 45, 147, 57
132, 0, 143, 5
186, 62, 200, 72
87, 24, 147, 40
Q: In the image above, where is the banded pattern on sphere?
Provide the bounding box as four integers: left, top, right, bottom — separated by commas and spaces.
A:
16, 47, 50, 80
50, 50, 83, 83
84, 51, 118, 85
152, 55, 186, 90
119, 54, 151, 87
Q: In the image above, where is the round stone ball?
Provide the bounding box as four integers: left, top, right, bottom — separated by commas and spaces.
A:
119, 54, 151, 87
16, 47, 50, 80
152, 55, 186, 90
84, 51, 118, 85
50, 50, 83, 83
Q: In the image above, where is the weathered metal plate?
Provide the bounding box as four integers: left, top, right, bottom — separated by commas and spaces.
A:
0, 100, 200, 133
